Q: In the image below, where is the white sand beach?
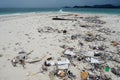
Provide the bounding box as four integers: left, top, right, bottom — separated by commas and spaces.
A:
0, 13, 120, 80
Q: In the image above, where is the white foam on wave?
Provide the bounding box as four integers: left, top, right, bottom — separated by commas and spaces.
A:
58, 9, 72, 14
0, 12, 38, 17
59, 9, 64, 13
0, 13, 25, 17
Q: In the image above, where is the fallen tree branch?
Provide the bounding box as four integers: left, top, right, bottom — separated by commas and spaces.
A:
26, 55, 46, 63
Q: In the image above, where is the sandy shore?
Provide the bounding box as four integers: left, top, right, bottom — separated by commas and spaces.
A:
0, 13, 120, 80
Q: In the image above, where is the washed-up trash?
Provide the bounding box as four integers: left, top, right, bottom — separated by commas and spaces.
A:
57, 64, 69, 70
85, 36, 94, 42
37, 26, 57, 33
97, 45, 106, 51
47, 57, 53, 61
14, 51, 33, 66
102, 51, 113, 60
59, 45, 68, 49
93, 63, 102, 69
11, 57, 19, 67
95, 35, 106, 41
79, 42, 84, 47
97, 28, 112, 35
18, 51, 26, 68
71, 35, 77, 40
89, 44, 106, 51
44, 60, 55, 66
84, 51, 94, 57
87, 32, 93, 36
111, 68, 120, 76
83, 17, 106, 24
77, 57, 82, 61
88, 71, 101, 80
67, 70, 76, 79
105, 66, 110, 72
11, 51, 26, 68
81, 70, 89, 80
64, 49, 75, 57
91, 58, 100, 63
19, 51, 26, 54
71, 34, 81, 40
111, 41, 119, 46
57, 59, 70, 70
94, 51, 102, 57
57, 70, 66, 77
101, 74, 112, 80
57, 59, 70, 65
85, 57, 91, 62
18, 51, 26, 60
63, 30, 67, 34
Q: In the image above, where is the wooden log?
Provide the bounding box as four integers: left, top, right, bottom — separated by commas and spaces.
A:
26, 55, 46, 63
26, 50, 34, 55
52, 18, 74, 21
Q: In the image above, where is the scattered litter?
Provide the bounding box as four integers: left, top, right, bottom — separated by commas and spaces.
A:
57, 70, 66, 77
111, 41, 119, 46
111, 67, 120, 76
84, 51, 94, 57
63, 30, 67, 34
71, 34, 81, 40
81, 70, 89, 80
26, 55, 46, 63
63, 49, 75, 57
57, 59, 70, 70
57, 59, 70, 65
91, 58, 100, 63
97, 28, 112, 35
52, 17, 75, 21
9, 14, 120, 80
104, 66, 110, 72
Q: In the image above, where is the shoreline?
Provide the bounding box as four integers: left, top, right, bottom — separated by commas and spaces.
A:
0, 11, 120, 17
0, 12, 119, 23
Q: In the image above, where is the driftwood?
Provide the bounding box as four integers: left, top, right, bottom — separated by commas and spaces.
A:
52, 18, 75, 21
26, 50, 34, 55
26, 55, 46, 63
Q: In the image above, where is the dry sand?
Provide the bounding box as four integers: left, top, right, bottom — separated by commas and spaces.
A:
0, 13, 120, 80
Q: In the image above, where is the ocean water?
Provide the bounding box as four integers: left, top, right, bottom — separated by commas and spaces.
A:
63, 8, 120, 14
0, 8, 120, 15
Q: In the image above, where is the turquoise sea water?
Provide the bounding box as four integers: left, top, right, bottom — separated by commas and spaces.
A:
0, 8, 120, 15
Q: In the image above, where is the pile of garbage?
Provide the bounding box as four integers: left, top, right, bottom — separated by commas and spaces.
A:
10, 15, 120, 80
83, 16, 106, 24
37, 26, 61, 33
84, 32, 106, 42
97, 28, 115, 35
